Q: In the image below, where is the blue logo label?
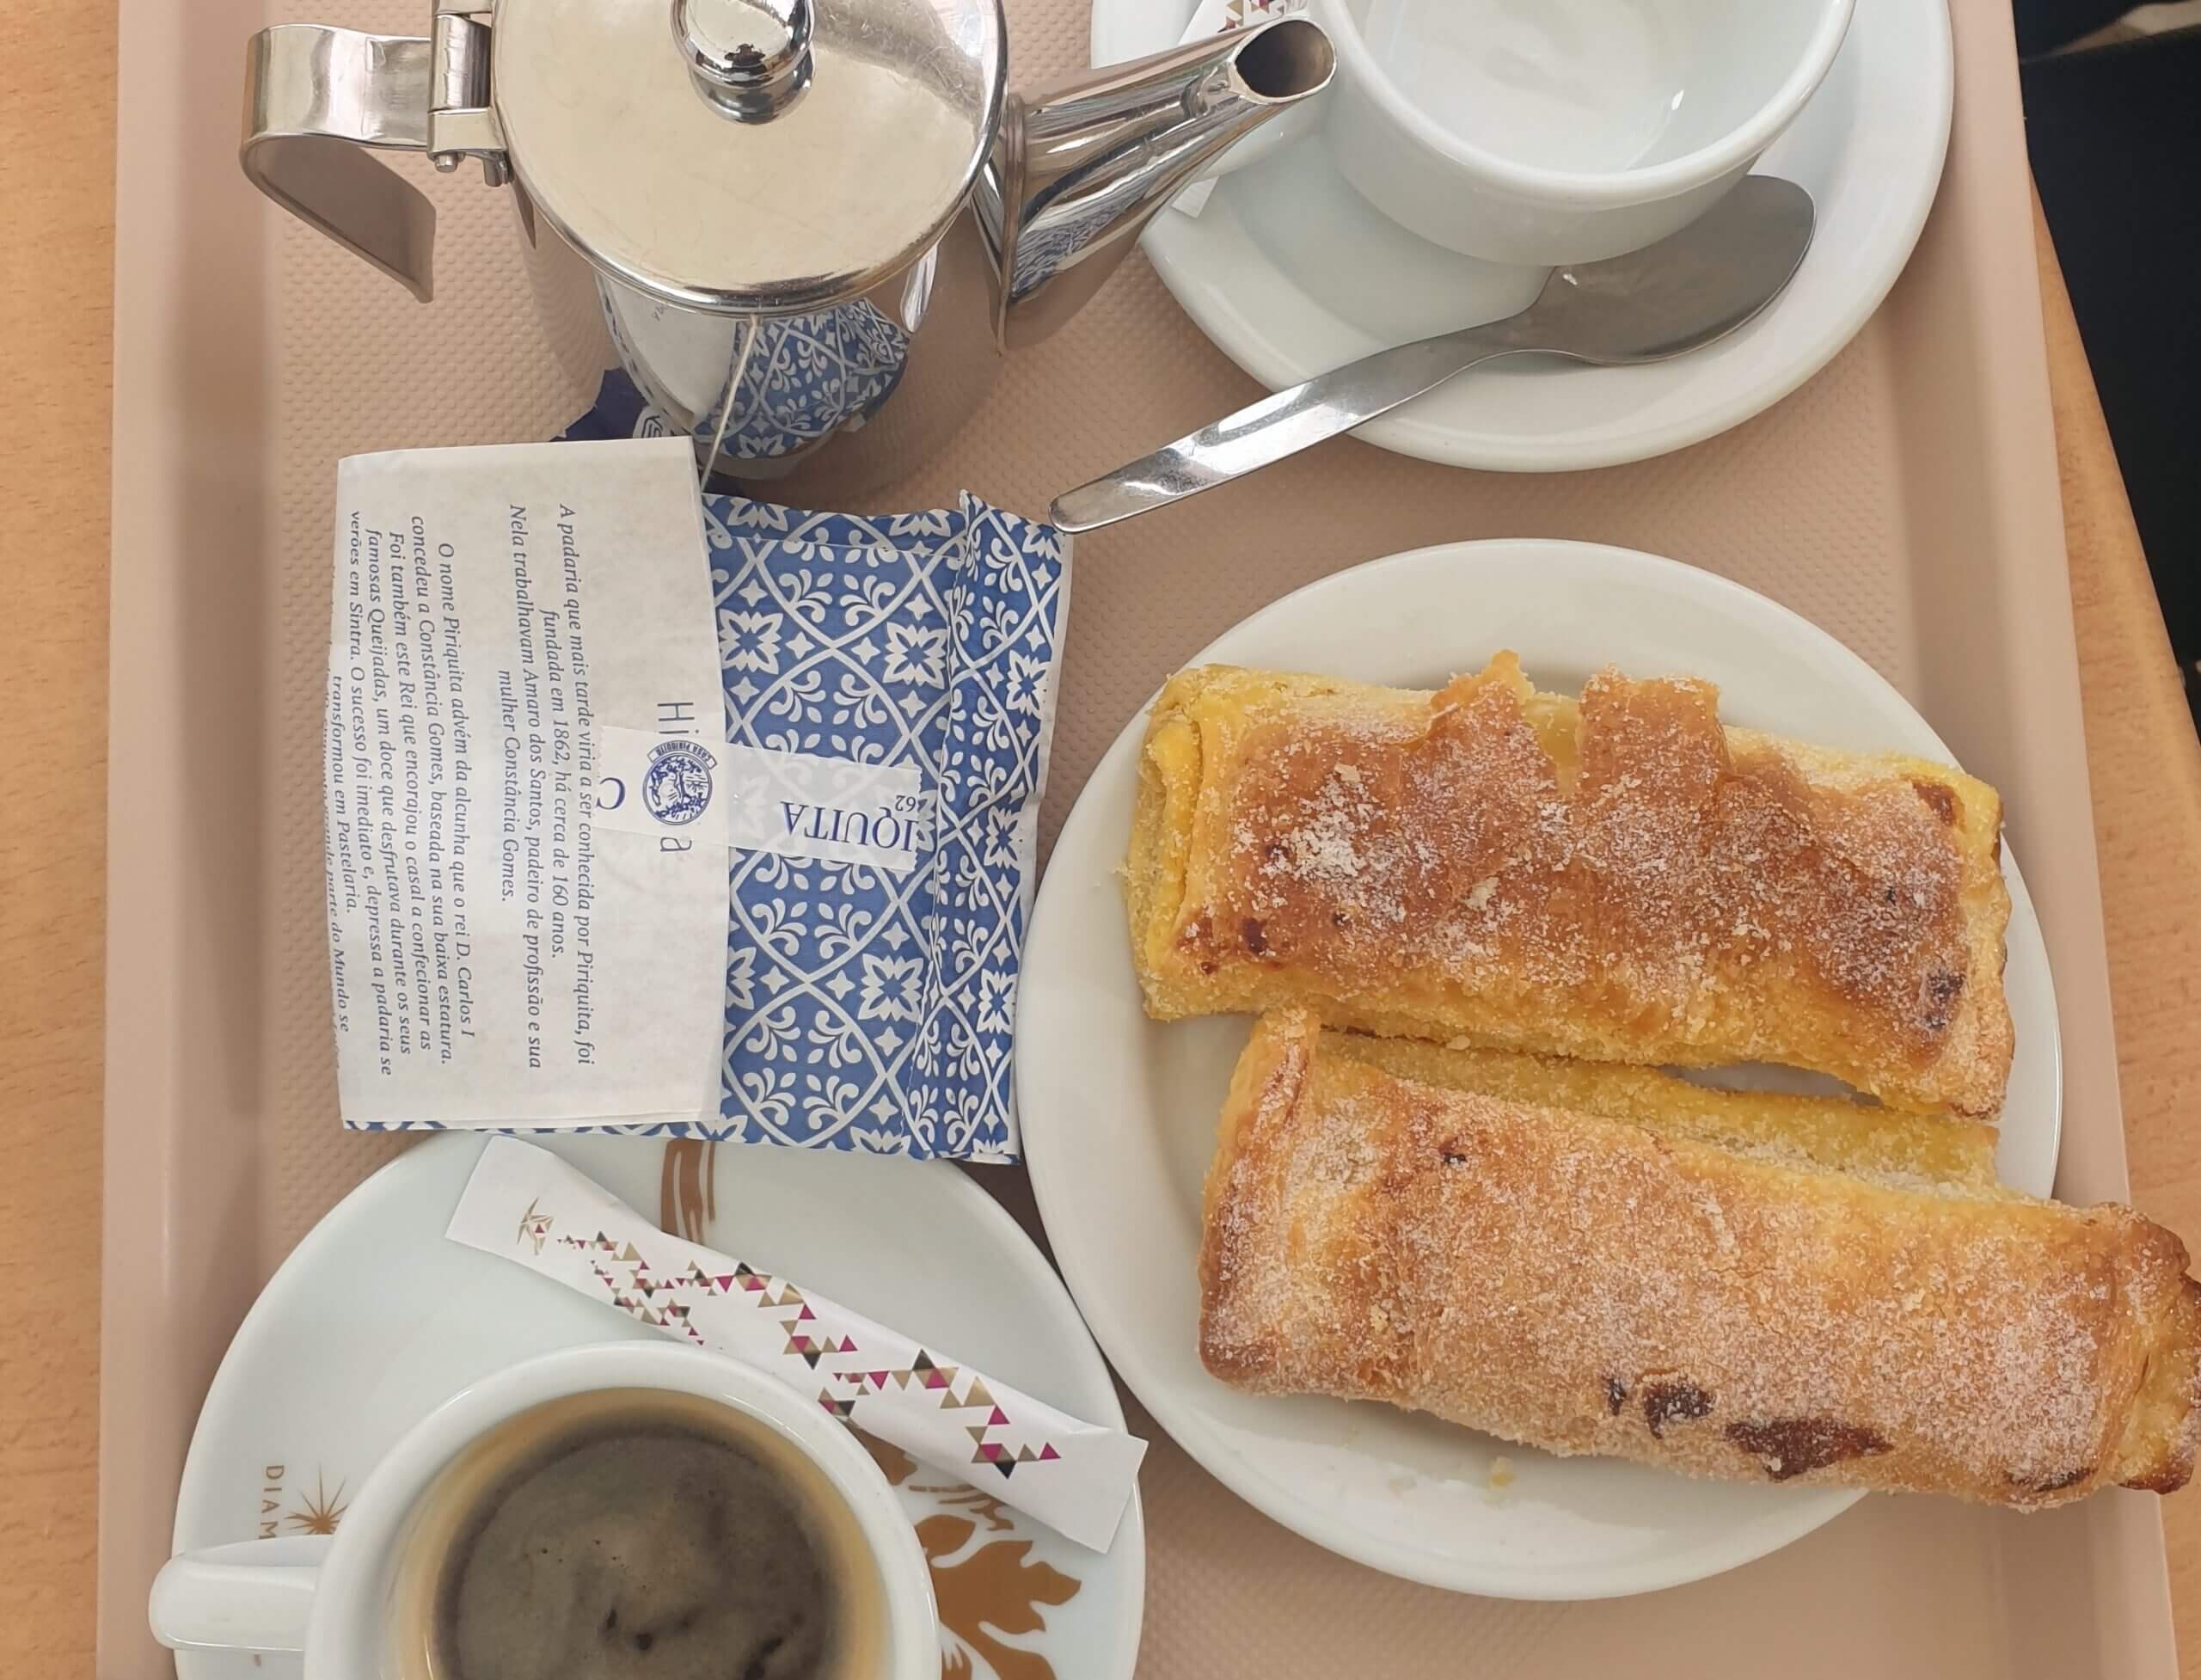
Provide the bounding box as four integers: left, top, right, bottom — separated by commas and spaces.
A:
642, 739, 717, 826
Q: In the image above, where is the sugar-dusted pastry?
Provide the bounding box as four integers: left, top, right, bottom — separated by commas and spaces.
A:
1127, 657, 2014, 1117
1199, 1012, 2201, 1506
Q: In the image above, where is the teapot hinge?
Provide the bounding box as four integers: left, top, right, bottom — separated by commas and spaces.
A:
428, 9, 507, 187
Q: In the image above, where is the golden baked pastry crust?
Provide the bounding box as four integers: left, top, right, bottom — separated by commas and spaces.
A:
1322, 1030, 2004, 1193
1199, 1012, 2201, 1505
1129, 658, 2015, 1118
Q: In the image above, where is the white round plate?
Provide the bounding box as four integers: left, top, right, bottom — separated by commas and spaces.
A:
1015, 541, 2060, 1599
1089, 0, 1952, 471
171, 1135, 1143, 1680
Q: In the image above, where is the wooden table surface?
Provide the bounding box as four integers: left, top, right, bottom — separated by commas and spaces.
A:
6, 0, 2200, 1672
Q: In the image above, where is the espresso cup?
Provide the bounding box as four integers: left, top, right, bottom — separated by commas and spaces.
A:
1307, 0, 1854, 264
149, 1341, 938, 1680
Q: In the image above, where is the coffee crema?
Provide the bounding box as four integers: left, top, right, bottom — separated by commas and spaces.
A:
395, 1388, 886, 1680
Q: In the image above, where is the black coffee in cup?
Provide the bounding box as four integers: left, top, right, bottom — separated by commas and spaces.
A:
398, 1389, 888, 1680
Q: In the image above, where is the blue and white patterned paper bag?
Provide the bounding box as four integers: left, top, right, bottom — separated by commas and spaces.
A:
699, 488, 1069, 1161
561, 373, 1071, 1160
323, 422, 1069, 1162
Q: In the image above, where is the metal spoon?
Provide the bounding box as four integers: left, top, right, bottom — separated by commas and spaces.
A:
1050, 175, 1816, 532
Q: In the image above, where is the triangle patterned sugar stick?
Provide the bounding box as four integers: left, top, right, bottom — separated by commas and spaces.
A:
446, 1137, 1146, 1551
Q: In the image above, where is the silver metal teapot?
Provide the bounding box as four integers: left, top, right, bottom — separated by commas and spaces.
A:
242, 0, 1332, 495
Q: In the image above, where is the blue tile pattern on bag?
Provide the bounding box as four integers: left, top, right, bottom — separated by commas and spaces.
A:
704, 491, 1067, 1160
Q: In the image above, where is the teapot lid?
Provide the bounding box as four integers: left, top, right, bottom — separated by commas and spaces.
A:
492, 0, 1006, 312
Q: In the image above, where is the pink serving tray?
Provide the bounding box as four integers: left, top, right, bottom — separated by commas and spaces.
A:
101, 0, 2177, 1673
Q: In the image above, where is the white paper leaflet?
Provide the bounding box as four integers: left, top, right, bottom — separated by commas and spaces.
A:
324, 439, 725, 1129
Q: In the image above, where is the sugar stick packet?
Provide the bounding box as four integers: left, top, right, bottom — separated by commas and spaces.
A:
448, 1137, 1146, 1550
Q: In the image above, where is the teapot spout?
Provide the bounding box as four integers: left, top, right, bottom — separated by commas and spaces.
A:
987, 15, 1333, 347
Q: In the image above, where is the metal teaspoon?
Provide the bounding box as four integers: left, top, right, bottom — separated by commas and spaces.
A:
1050, 174, 1816, 533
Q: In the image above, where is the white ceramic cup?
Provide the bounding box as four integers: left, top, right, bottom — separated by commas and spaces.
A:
148, 1340, 939, 1678
1307, 0, 1854, 264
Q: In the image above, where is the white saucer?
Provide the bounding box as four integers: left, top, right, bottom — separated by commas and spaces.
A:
169, 1135, 1144, 1680
1090, 0, 1952, 471
1015, 540, 2060, 1599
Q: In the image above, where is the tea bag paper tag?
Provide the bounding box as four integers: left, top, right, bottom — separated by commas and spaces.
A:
592, 733, 933, 872
324, 439, 724, 1128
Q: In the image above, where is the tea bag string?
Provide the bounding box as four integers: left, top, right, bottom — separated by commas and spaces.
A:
702, 314, 762, 474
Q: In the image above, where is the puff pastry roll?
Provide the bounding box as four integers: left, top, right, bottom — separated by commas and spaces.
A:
1128, 658, 2014, 1117
1199, 1012, 2201, 1505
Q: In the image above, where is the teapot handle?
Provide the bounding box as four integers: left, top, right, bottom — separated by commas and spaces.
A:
241, 15, 506, 302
